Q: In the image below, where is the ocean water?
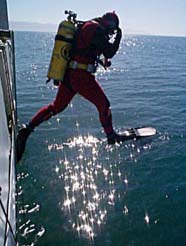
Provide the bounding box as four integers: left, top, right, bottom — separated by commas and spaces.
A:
15, 31, 186, 246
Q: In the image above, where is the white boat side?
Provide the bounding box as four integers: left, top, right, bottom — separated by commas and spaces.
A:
0, 0, 17, 245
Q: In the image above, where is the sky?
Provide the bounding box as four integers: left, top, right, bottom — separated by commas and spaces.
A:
7, 0, 186, 36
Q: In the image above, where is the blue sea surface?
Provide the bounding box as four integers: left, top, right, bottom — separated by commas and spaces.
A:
15, 31, 186, 245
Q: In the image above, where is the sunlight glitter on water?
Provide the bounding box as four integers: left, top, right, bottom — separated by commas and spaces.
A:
144, 214, 150, 224
64, 135, 100, 148
47, 133, 155, 240
48, 134, 129, 239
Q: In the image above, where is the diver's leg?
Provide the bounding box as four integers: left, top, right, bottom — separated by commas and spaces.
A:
75, 72, 129, 144
29, 83, 75, 128
74, 73, 114, 135
16, 82, 76, 162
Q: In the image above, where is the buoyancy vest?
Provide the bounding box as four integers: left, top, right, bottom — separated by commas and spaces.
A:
71, 21, 102, 65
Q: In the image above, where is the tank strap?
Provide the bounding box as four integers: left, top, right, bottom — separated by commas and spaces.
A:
55, 34, 73, 43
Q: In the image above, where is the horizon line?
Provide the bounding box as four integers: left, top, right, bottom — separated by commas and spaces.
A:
9, 20, 186, 38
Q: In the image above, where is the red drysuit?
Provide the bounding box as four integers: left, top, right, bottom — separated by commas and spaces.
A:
29, 20, 122, 136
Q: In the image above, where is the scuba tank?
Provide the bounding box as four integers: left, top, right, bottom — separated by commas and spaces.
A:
47, 11, 78, 83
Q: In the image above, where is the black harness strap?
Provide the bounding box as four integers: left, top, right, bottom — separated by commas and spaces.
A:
55, 34, 73, 43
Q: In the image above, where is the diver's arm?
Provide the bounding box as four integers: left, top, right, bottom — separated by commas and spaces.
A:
91, 27, 122, 59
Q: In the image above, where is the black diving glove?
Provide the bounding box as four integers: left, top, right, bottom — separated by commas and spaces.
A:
111, 27, 122, 52
116, 27, 122, 41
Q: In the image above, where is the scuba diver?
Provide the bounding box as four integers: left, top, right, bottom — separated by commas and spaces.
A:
16, 11, 129, 162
